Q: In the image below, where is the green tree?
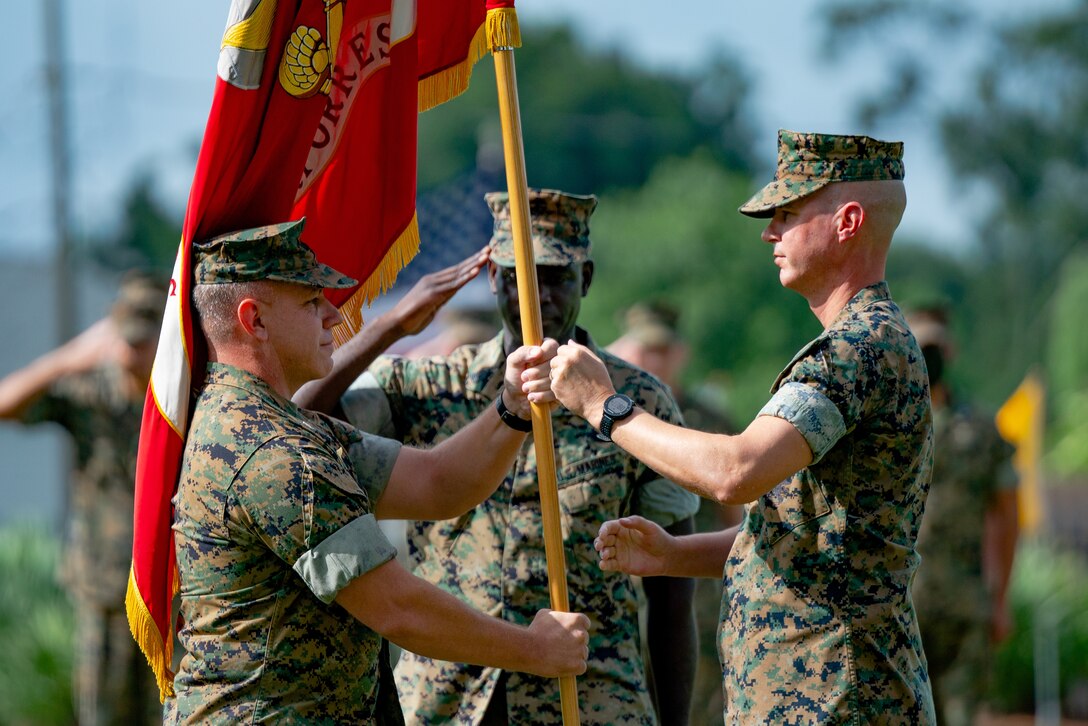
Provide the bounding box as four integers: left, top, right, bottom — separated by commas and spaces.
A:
1046, 251, 1088, 474
821, 1, 1088, 409
87, 173, 181, 274
418, 24, 758, 193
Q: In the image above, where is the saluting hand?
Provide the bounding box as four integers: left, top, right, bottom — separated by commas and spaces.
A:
595, 516, 674, 578
387, 248, 490, 337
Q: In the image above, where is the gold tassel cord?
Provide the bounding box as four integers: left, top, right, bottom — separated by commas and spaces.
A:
125, 568, 176, 702
332, 216, 422, 347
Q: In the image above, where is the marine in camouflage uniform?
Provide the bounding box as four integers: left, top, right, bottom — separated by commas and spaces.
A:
0, 272, 165, 726
169, 220, 590, 724
549, 130, 937, 724
339, 190, 699, 725
169, 362, 403, 723
908, 310, 1018, 726
726, 280, 933, 723
167, 221, 404, 723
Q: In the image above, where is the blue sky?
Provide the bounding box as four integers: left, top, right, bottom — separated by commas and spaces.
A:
0, 0, 1066, 259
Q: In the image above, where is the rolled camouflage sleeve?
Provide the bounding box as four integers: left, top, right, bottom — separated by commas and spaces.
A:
293, 513, 397, 603
346, 431, 402, 508
759, 382, 847, 464
632, 478, 700, 527
231, 437, 396, 603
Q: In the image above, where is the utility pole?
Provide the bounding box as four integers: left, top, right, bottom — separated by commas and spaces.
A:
43, 0, 75, 343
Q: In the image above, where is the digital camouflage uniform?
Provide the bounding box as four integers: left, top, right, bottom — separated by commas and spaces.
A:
167, 363, 403, 724
167, 220, 407, 723
913, 403, 1015, 724
723, 282, 935, 724
23, 361, 160, 726
342, 329, 700, 725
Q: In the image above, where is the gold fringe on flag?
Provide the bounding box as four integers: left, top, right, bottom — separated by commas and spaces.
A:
485, 6, 521, 51
126, 567, 176, 702
418, 24, 489, 112
332, 214, 422, 346
417, 7, 521, 113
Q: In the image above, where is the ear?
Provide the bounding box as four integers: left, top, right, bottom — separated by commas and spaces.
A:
487, 261, 501, 295
836, 201, 865, 242
580, 260, 595, 297
237, 297, 268, 341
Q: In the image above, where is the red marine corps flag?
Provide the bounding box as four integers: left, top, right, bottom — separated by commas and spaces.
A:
126, 0, 521, 700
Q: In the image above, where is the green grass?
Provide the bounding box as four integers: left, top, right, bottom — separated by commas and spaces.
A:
0, 524, 76, 726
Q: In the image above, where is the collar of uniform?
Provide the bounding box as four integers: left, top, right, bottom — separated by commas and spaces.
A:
768, 281, 892, 393
203, 361, 362, 447
203, 361, 305, 423
466, 327, 599, 397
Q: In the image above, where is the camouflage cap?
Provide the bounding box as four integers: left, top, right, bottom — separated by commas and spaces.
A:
111, 271, 167, 345
193, 218, 357, 288
739, 129, 905, 218
485, 189, 598, 267
622, 300, 682, 347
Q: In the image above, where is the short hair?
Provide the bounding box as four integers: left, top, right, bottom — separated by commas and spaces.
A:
192, 281, 268, 344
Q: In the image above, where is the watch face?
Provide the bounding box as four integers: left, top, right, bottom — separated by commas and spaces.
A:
604, 395, 633, 417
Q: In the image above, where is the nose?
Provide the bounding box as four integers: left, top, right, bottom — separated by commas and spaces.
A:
320, 296, 343, 328
761, 222, 778, 244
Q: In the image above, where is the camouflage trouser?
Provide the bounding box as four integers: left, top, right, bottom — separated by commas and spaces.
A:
74, 604, 161, 726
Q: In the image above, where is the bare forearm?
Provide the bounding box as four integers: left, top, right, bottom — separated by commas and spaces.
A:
665, 528, 737, 579
378, 403, 525, 520
0, 349, 78, 419
608, 412, 803, 505
337, 561, 583, 677
426, 405, 525, 511
374, 575, 537, 670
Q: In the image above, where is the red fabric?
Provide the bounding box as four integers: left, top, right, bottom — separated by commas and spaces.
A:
128, 0, 502, 692
417, 0, 488, 83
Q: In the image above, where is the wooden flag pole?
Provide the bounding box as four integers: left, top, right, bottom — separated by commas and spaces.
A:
490, 23, 582, 726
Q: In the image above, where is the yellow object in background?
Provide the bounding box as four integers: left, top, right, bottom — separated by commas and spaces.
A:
996, 372, 1046, 535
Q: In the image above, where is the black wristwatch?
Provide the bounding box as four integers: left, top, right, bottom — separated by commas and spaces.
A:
596, 393, 635, 442
495, 392, 533, 432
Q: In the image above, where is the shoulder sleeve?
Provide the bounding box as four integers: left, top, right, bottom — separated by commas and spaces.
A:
343, 371, 396, 437
346, 431, 402, 506
760, 335, 867, 463
231, 437, 397, 603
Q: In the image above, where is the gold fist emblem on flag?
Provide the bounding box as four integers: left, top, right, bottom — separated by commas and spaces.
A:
279, 25, 331, 97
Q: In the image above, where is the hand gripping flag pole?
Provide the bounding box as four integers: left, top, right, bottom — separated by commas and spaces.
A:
486, 4, 581, 723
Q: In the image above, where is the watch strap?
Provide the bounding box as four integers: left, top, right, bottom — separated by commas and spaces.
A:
495, 392, 533, 432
